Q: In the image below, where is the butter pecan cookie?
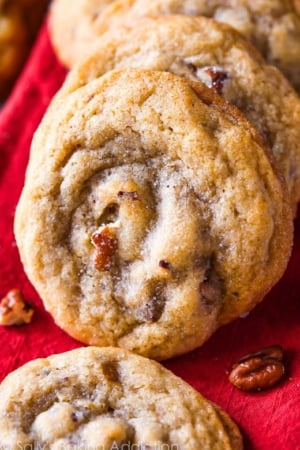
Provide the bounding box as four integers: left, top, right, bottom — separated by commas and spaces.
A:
60, 15, 300, 209
0, 346, 243, 449
0, 0, 48, 99
49, 0, 300, 93
15, 69, 292, 359
49, 0, 115, 67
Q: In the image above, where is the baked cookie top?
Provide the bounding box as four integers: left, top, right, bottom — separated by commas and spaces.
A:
49, 0, 115, 67
0, 0, 48, 99
15, 69, 292, 360
0, 346, 243, 449
60, 14, 300, 209
49, 0, 300, 93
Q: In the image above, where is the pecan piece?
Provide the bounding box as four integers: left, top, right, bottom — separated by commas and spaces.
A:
91, 226, 118, 271
196, 66, 228, 95
102, 362, 120, 382
0, 289, 34, 326
199, 281, 221, 311
137, 286, 165, 323
158, 260, 172, 271
141, 301, 163, 323
228, 345, 285, 392
199, 260, 222, 312
205, 67, 228, 95
117, 190, 139, 201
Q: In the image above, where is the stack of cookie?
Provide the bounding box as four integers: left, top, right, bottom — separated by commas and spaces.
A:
4, 0, 300, 447
49, 0, 300, 93
15, 0, 299, 359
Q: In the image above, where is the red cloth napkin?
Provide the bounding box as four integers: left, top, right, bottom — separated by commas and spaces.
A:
0, 21, 300, 450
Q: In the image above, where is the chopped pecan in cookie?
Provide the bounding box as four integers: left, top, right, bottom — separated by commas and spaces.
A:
91, 226, 118, 271
158, 259, 172, 270
196, 66, 228, 95
102, 361, 120, 382
117, 190, 139, 200
137, 285, 165, 323
199, 259, 223, 312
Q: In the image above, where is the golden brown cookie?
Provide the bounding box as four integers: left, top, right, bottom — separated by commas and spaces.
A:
49, 0, 300, 93
0, 0, 48, 100
59, 15, 300, 209
0, 346, 243, 449
15, 69, 292, 359
49, 0, 115, 68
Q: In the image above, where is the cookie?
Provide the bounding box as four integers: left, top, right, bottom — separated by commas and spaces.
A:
0, 0, 48, 100
14, 69, 292, 359
59, 15, 300, 209
49, 0, 115, 68
49, 0, 300, 93
0, 1, 28, 99
0, 346, 243, 449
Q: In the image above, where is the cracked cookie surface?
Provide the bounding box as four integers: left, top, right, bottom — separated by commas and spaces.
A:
59, 15, 300, 209
49, 0, 300, 93
15, 69, 292, 359
0, 347, 243, 449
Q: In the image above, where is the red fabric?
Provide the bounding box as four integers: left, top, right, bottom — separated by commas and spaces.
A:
0, 21, 300, 450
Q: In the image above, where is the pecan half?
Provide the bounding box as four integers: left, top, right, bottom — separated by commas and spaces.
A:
91, 226, 118, 271
0, 289, 34, 326
228, 345, 285, 392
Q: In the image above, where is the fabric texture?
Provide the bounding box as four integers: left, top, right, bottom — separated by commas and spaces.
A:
0, 20, 299, 450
